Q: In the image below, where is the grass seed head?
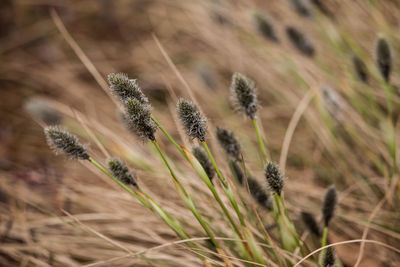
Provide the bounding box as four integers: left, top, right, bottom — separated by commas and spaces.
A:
301, 211, 321, 237
289, 0, 313, 18
351, 54, 368, 83
375, 37, 392, 82
107, 73, 149, 104
264, 162, 283, 196
192, 146, 215, 182
322, 184, 337, 226
44, 126, 89, 160
230, 160, 244, 185
286, 26, 315, 57
25, 98, 62, 125
107, 158, 138, 188
216, 127, 241, 161
252, 11, 279, 42
177, 98, 207, 142
124, 98, 156, 141
323, 246, 336, 267
248, 176, 272, 210
230, 73, 258, 119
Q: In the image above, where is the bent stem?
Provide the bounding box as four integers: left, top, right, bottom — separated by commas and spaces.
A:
251, 118, 269, 164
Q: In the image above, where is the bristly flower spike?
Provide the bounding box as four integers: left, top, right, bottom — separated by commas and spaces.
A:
289, 0, 313, 18
230, 73, 258, 119
107, 158, 138, 188
216, 127, 241, 161
264, 162, 283, 196
322, 185, 337, 227
286, 26, 315, 57
301, 211, 321, 237
177, 98, 207, 142
124, 98, 157, 141
230, 160, 244, 185
323, 246, 336, 267
375, 36, 392, 83
351, 53, 368, 83
252, 11, 279, 42
192, 146, 215, 182
248, 176, 272, 211
44, 126, 89, 160
107, 73, 149, 104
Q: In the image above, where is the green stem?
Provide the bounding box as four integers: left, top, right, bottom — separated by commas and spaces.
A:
251, 118, 269, 163
319, 227, 329, 266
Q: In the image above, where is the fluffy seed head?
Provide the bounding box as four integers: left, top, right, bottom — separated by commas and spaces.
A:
301, 212, 321, 237
252, 11, 279, 42
216, 127, 241, 161
230, 73, 258, 119
177, 98, 207, 142
322, 185, 337, 226
192, 146, 215, 182
124, 98, 156, 141
248, 176, 272, 211
24, 98, 62, 125
230, 160, 244, 185
289, 0, 313, 17
351, 54, 368, 83
44, 126, 89, 160
323, 247, 336, 267
107, 158, 138, 188
286, 26, 315, 57
375, 37, 392, 82
107, 73, 149, 104
264, 162, 283, 196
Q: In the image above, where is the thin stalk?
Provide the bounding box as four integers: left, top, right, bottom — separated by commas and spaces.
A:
318, 227, 329, 266
151, 140, 222, 251
251, 118, 269, 163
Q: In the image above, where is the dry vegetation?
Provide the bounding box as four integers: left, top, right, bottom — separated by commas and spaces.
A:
1, 0, 400, 266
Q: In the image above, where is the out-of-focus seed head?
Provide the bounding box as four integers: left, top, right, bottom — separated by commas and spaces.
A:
248, 176, 272, 211
286, 26, 315, 57
310, 0, 334, 19
24, 98, 62, 125
177, 98, 207, 142
230, 73, 258, 119
320, 85, 345, 123
375, 37, 392, 83
351, 54, 368, 83
230, 160, 244, 185
107, 158, 138, 188
124, 98, 156, 141
107, 73, 149, 104
322, 185, 337, 226
44, 126, 89, 160
301, 211, 321, 237
289, 0, 313, 17
252, 11, 279, 42
192, 146, 215, 182
323, 247, 336, 267
264, 162, 283, 196
216, 127, 241, 161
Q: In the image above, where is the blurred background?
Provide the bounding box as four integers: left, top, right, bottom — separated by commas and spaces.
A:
0, 0, 399, 266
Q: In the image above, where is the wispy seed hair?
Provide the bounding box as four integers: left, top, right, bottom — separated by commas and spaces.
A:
230, 160, 244, 185
177, 98, 207, 142
264, 162, 284, 196
286, 26, 315, 57
301, 211, 321, 237
44, 126, 89, 160
216, 127, 241, 161
322, 185, 337, 226
230, 73, 258, 119
25, 98, 62, 125
192, 146, 215, 182
252, 11, 279, 42
351, 54, 368, 83
323, 246, 336, 267
124, 98, 156, 141
248, 176, 272, 211
375, 37, 392, 82
289, 0, 313, 18
107, 73, 149, 104
107, 158, 138, 188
